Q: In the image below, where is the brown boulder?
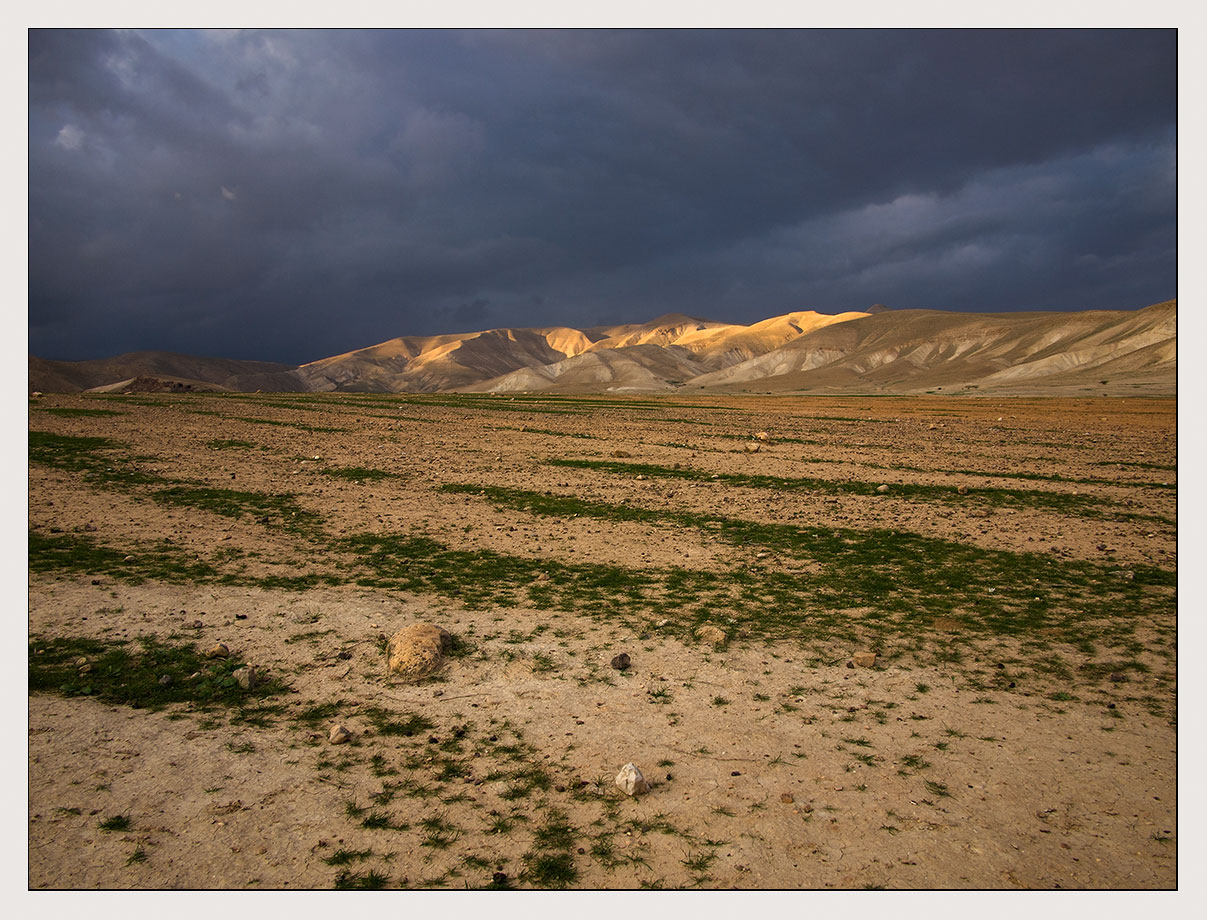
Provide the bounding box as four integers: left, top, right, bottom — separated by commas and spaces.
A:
694, 625, 727, 647
387, 624, 453, 680
851, 651, 878, 668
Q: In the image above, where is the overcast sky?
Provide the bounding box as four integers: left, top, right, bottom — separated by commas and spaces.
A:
28, 28, 1176, 364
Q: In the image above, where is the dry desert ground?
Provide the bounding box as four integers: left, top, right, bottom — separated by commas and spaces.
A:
27, 391, 1176, 889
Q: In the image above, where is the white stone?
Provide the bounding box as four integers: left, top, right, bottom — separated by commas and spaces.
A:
615, 763, 650, 796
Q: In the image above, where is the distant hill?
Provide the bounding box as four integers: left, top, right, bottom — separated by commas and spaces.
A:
29, 351, 305, 394
29, 301, 1175, 396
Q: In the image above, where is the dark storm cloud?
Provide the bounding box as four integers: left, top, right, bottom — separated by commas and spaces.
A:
28, 28, 1176, 363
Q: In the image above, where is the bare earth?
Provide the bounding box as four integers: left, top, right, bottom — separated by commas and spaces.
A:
27, 392, 1176, 889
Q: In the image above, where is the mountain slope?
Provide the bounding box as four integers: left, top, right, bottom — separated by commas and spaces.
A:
28, 302, 1175, 395
293, 326, 596, 393
28, 352, 305, 394
689, 301, 1175, 394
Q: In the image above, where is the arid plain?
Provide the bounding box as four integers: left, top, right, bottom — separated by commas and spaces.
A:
28, 391, 1176, 889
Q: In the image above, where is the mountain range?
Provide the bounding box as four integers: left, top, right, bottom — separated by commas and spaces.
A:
28, 301, 1176, 396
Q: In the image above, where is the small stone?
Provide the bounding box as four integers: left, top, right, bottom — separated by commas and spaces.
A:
233, 667, 258, 691
875, 484, 890, 494
191, 620, 203, 629
158, 674, 172, 686
610, 653, 631, 671
957, 484, 969, 495
852, 651, 878, 668
206, 643, 230, 659
694, 625, 727, 646
328, 724, 352, 745
74, 657, 88, 667
781, 793, 795, 804
743, 442, 761, 452
615, 763, 650, 796
754, 431, 770, 442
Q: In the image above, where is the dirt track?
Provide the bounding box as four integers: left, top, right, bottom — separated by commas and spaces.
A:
28, 392, 1176, 889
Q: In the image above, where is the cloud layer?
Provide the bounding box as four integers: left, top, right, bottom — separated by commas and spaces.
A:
29, 29, 1176, 363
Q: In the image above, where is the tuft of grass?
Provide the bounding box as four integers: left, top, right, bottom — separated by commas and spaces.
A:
98, 815, 131, 832
419, 813, 460, 849
523, 852, 577, 888
359, 810, 398, 830
323, 848, 373, 866
334, 869, 389, 889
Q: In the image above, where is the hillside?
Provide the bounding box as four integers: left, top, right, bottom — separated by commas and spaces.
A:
28, 302, 1175, 395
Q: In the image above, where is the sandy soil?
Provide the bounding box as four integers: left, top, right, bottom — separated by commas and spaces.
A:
27, 393, 1177, 889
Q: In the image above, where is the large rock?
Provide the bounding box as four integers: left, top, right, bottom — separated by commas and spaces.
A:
615, 763, 650, 796
694, 625, 727, 647
387, 624, 453, 680
851, 651, 878, 668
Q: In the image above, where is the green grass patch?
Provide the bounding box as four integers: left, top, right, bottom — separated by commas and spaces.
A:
150, 485, 323, 534
29, 530, 220, 584
544, 458, 1136, 519
29, 635, 283, 711
228, 416, 347, 433
29, 430, 161, 487
320, 466, 400, 481
362, 706, 435, 737
34, 406, 124, 417
422, 483, 1175, 670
